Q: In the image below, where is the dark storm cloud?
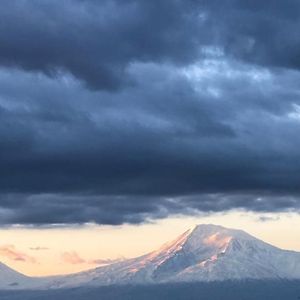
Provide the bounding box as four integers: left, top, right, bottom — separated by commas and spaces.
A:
0, 0, 203, 90
1, 0, 300, 91
0, 192, 299, 226
199, 0, 300, 71
0, 0, 300, 225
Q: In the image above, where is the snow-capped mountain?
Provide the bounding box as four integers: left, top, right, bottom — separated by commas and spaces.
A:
0, 261, 47, 289
47, 224, 300, 288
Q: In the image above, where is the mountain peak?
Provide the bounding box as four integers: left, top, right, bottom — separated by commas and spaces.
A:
193, 223, 225, 229
190, 224, 255, 241
47, 224, 300, 288
192, 223, 226, 233
153, 224, 239, 259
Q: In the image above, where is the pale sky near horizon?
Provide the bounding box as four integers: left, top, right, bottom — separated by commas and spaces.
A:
0, 211, 299, 277
1, 0, 300, 283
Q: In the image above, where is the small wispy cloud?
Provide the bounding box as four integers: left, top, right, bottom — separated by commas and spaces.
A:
61, 251, 125, 266
88, 257, 125, 265
29, 246, 49, 251
61, 251, 86, 265
0, 245, 37, 263
258, 215, 281, 222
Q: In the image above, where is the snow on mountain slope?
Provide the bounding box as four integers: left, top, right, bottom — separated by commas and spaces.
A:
0, 261, 49, 289
47, 224, 300, 288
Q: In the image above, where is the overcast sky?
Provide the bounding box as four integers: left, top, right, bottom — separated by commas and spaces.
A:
1, 0, 300, 226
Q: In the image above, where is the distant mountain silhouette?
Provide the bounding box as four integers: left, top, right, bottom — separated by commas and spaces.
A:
47, 224, 300, 288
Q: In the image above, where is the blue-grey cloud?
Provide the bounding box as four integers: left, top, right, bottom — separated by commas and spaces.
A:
0, 0, 299, 225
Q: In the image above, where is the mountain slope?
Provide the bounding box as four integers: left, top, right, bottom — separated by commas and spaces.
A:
48, 224, 300, 288
0, 261, 47, 289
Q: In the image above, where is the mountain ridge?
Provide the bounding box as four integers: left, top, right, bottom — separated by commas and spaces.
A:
0, 224, 299, 290
46, 224, 300, 288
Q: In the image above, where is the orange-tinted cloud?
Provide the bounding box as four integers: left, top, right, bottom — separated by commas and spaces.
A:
88, 257, 125, 265
0, 245, 37, 263
61, 251, 125, 265
29, 246, 49, 251
61, 251, 86, 265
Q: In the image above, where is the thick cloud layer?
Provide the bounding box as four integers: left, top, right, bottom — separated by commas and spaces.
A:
1, 0, 300, 91
0, 0, 203, 90
0, 0, 300, 225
